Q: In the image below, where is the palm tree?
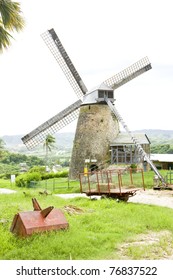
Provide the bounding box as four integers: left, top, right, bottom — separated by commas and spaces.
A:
0, 0, 25, 52
43, 134, 56, 171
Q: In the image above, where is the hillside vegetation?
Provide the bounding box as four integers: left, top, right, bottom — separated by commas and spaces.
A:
1, 133, 74, 155
2, 130, 173, 155
135, 129, 173, 154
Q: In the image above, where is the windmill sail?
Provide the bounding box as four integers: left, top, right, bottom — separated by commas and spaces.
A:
41, 29, 88, 99
104, 57, 151, 90
22, 100, 82, 149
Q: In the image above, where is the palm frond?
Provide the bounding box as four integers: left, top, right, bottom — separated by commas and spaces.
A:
0, 0, 25, 31
0, 23, 13, 52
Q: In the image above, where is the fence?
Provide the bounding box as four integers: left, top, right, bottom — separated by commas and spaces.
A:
165, 171, 173, 185
28, 178, 75, 192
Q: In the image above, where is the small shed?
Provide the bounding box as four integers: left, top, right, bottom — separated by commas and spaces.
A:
110, 132, 150, 165
150, 154, 173, 170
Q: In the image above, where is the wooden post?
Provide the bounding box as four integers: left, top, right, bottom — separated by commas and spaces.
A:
129, 168, 133, 185
87, 173, 91, 193
116, 148, 119, 164
106, 171, 111, 194
118, 171, 122, 193
96, 171, 101, 194
141, 169, 145, 190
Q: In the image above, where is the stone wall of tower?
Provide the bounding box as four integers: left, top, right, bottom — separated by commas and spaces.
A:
69, 104, 119, 179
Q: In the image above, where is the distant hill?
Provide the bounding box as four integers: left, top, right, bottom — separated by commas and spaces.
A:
2, 132, 75, 154
134, 129, 173, 145
1, 130, 173, 154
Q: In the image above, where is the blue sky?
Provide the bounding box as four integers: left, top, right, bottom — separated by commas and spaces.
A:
0, 0, 173, 135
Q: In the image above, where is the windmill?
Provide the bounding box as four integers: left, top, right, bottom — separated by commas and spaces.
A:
22, 28, 166, 185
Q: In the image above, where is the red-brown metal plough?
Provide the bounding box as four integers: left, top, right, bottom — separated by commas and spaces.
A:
10, 198, 69, 236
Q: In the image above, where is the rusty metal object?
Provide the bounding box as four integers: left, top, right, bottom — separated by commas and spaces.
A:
32, 198, 42, 211
10, 198, 69, 236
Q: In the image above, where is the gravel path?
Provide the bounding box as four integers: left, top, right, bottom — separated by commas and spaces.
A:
129, 189, 173, 209
0, 188, 16, 194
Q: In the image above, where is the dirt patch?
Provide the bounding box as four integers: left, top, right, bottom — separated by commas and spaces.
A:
0, 188, 16, 194
116, 230, 173, 260
63, 205, 84, 215
129, 189, 173, 209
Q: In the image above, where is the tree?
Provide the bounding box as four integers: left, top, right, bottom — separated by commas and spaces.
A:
43, 134, 56, 170
0, 0, 25, 52
0, 138, 5, 158
0, 138, 5, 149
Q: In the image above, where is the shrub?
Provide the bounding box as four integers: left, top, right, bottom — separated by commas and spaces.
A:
15, 172, 41, 188
130, 163, 137, 173
15, 169, 69, 187
41, 173, 54, 180
15, 174, 26, 187
28, 166, 46, 173
55, 170, 68, 178
130, 163, 137, 169
41, 170, 69, 180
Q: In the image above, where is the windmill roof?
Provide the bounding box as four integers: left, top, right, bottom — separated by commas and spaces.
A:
82, 89, 98, 104
110, 132, 150, 145
87, 83, 113, 93
97, 83, 113, 91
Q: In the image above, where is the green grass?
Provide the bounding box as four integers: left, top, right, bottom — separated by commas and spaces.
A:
0, 177, 80, 194
0, 170, 172, 260
0, 189, 173, 260
0, 178, 14, 189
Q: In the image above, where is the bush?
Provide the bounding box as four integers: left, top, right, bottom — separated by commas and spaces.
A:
28, 166, 46, 173
130, 163, 137, 169
15, 174, 26, 187
15, 169, 69, 187
130, 163, 137, 173
41, 173, 54, 180
55, 170, 68, 178
41, 170, 69, 180
15, 172, 41, 188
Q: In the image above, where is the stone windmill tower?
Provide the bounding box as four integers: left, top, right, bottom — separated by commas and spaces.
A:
70, 82, 120, 177
22, 28, 153, 179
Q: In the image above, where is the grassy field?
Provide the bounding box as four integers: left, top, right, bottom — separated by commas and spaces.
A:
0, 169, 173, 260
0, 188, 173, 259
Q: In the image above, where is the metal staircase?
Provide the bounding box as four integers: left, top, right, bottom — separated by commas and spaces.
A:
104, 95, 166, 186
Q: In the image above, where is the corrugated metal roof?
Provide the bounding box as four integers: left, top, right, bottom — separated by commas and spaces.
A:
82, 88, 98, 105
150, 154, 173, 163
110, 132, 150, 145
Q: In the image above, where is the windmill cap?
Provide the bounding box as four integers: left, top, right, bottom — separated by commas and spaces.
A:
82, 83, 114, 105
